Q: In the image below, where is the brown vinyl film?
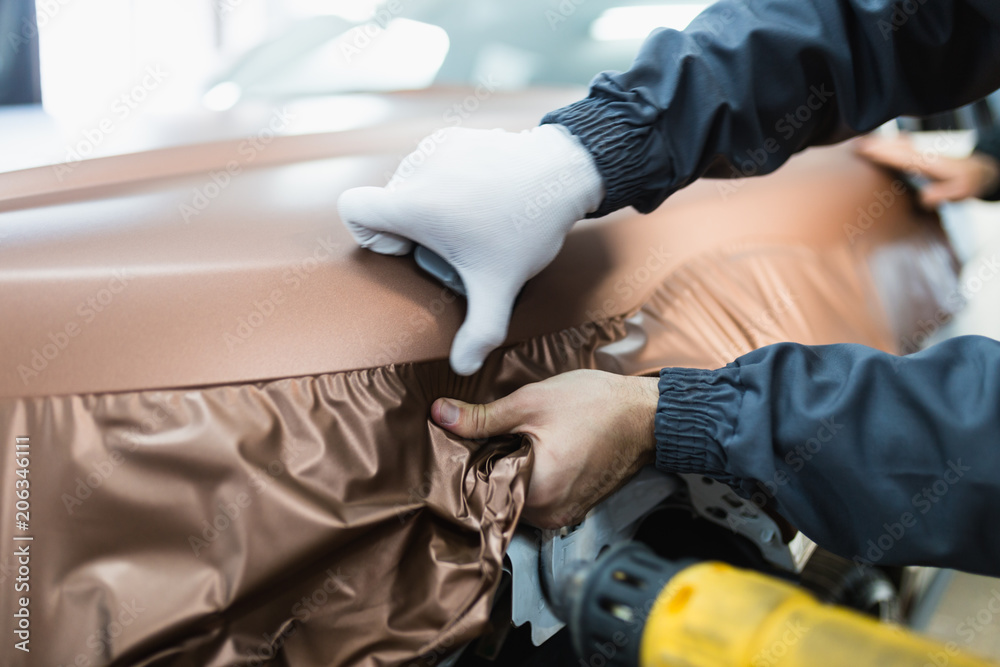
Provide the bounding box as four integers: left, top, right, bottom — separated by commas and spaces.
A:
0, 323, 644, 666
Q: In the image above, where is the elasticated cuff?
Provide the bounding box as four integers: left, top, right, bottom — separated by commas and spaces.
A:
974, 132, 1000, 201
654, 366, 743, 486
542, 96, 666, 218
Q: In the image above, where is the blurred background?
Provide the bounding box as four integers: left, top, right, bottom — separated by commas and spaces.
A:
6, 0, 715, 114
2, 0, 999, 165
0, 0, 736, 171
2, 0, 717, 125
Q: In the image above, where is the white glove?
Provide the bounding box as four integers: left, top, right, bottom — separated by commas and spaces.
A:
337, 124, 605, 375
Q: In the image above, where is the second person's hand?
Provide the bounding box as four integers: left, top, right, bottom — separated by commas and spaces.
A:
430, 369, 660, 528
856, 134, 1000, 207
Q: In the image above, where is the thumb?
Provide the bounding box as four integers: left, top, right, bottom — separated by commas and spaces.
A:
855, 136, 917, 171
337, 186, 415, 256
431, 395, 523, 440
450, 276, 520, 376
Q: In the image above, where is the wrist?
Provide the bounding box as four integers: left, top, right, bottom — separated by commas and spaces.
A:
535, 124, 606, 218
630, 375, 660, 466
542, 96, 664, 217
652, 367, 743, 487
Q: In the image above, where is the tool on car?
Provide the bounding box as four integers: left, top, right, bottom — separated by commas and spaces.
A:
551, 542, 999, 667
414, 244, 526, 303
414, 245, 468, 297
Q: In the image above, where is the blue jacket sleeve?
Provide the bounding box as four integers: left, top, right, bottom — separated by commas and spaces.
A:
653, 336, 1000, 577
975, 128, 1000, 201
543, 0, 1000, 217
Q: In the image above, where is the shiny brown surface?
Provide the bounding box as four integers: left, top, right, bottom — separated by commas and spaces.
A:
0, 356, 536, 666
0, 118, 948, 399
0, 90, 959, 666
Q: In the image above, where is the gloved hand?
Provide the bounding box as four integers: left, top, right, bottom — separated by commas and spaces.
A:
337, 124, 605, 375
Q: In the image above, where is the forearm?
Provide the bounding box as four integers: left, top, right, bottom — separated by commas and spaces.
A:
654, 336, 1000, 577
544, 0, 1000, 217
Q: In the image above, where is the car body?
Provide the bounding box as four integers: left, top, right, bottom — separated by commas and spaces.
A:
0, 86, 957, 665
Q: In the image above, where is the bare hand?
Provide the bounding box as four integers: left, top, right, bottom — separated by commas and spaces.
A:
430, 370, 660, 528
855, 134, 1000, 207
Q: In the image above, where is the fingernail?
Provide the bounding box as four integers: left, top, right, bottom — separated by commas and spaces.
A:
438, 400, 460, 426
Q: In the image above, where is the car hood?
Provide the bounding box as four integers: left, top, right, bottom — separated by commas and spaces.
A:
0, 88, 955, 398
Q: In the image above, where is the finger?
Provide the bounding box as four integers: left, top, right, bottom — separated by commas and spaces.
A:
337, 186, 414, 256
919, 181, 964, 208
449, 276, 520, 376
855, 137, 926, 171
861, 146, 926, 173
362, 231, 415, 256
431, 394, 524, 440
916, 159, 961, 183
